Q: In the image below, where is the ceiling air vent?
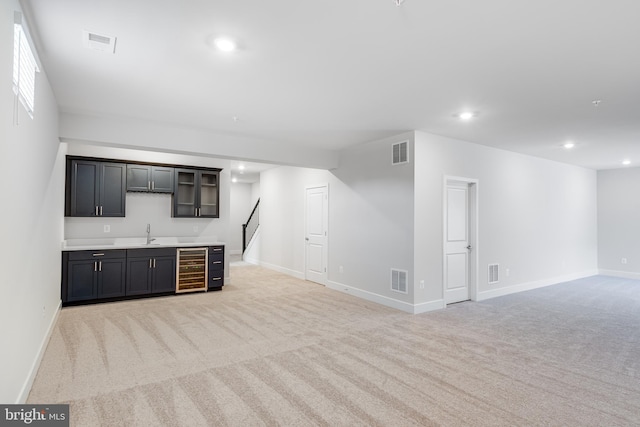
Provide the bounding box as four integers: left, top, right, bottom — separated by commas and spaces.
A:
82, 30, 117, 53
488, 264, 499, 285
392, 140, 409, 165
391, 268, 408, 294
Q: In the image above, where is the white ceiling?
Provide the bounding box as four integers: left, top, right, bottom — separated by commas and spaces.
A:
24, 0, 640, 170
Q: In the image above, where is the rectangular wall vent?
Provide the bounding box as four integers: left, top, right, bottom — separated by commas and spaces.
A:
391, 268, 408, 293
392, 140, 409, 165
488, 264, 499, 284
83, 30, 117, 53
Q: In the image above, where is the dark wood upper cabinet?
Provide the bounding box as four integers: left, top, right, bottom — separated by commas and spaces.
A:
65, 156, 220, 218
126, 164, 174, 193
173, 168, 219, 218
66, 159, 125, 217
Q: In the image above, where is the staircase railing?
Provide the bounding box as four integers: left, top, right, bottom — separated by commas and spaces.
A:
242, 198, 260, 253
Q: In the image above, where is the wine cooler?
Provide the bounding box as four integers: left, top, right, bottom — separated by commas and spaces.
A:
176, 248, 208, 293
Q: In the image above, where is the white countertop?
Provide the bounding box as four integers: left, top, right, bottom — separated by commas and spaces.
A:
62, 237, 225, 251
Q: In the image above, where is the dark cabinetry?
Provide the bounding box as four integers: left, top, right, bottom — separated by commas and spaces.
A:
63, 250, 126, 302
208, 245, 225, 290
62, 245, 223, 305
126, 164, 174, 193
126, 248, 176, 295
66, 159, 126, 217
173, 169, 220, 218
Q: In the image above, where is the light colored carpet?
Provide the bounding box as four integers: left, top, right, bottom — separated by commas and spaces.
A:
28, 268, 640, 426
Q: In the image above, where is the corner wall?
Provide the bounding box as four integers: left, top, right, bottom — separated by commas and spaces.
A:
0, 1, 64, 403
597, 167, 640, 278
259, 133, 416, 311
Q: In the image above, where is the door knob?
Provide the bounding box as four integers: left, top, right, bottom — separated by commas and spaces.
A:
466, 245, 472, 250
305, 237, 309, 241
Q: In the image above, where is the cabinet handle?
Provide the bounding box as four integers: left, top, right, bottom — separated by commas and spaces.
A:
153, 258, 156, 268
152, 181, 155, 190
99, 261, 102, 272
212, 277, 222, 281
99, 206, 103, 216
148, 180, 151, 190
213, 261, 222, 264
92, 253, 105, 257
94, 261, 97, 272
95, 206, 99, 216
213, 248, 222, 252
149, 259, 152, 269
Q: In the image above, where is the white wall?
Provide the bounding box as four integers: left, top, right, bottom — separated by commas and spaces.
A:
259, 133, 416, 309
414, 132, 598, 306
597, 167, 640, 278
229, 182, 252, 254
259, 167, 331, 278
250, 181, 261, 208
0, 1, 64, 403
258, 131, 598, 313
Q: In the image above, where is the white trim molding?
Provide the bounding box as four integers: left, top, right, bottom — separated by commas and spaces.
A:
598, 269, 640, 281
477, 270, 599, 301
17, 300, 62, 403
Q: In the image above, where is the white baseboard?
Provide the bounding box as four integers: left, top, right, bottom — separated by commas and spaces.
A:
477, 270, 599, 301
258, 261, 305, 280
17, 300, 62, 404
414, 299, 446, 314
326, 280, 415, 313
598, 269, 640, 280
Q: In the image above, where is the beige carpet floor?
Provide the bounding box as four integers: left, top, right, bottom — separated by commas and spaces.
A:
29, 267, 640, 426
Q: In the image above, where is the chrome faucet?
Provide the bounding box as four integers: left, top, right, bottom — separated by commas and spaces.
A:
146, 223, 155, 244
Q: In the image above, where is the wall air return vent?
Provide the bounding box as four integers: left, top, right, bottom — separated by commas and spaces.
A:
83, 30, 117, 53
392, 140, 409, 165
391, 268, 408, 294
488, 264, 499, 285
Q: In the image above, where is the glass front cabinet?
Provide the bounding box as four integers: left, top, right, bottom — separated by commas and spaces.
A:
173, 168, 220, 218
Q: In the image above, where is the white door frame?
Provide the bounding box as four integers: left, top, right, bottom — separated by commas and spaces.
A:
304, 184, 329, 285
443, 175, 479, 303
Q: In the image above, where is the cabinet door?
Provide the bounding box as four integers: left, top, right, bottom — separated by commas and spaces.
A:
152, 256, 176, 293
174, 169, 197, 217
151, 166, 174, 193
100, 163, 126, 217
67, 260, 97, 302
70, 160, 99, 217
199, 171, 219, 217
98, 258, 126, 298
126, 257, 152, 295
127, 164, 151, 192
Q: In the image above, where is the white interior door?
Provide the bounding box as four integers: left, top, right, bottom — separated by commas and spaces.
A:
305, 185, 328, 285
444, 182, 472, 304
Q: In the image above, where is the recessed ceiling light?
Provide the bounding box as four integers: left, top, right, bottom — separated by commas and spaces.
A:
213, 37, 237, 52
232, 177, 238, 183
622, 159, 631, 166
238, 164, 245, 170
563, 142, 575, 149
458, 111, 475, 121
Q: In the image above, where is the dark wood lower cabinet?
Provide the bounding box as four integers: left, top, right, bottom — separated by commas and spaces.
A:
62, 245, 222, 305
126, 248, 176, 295
64, 250, 126, 303
208, 245, 225, 290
